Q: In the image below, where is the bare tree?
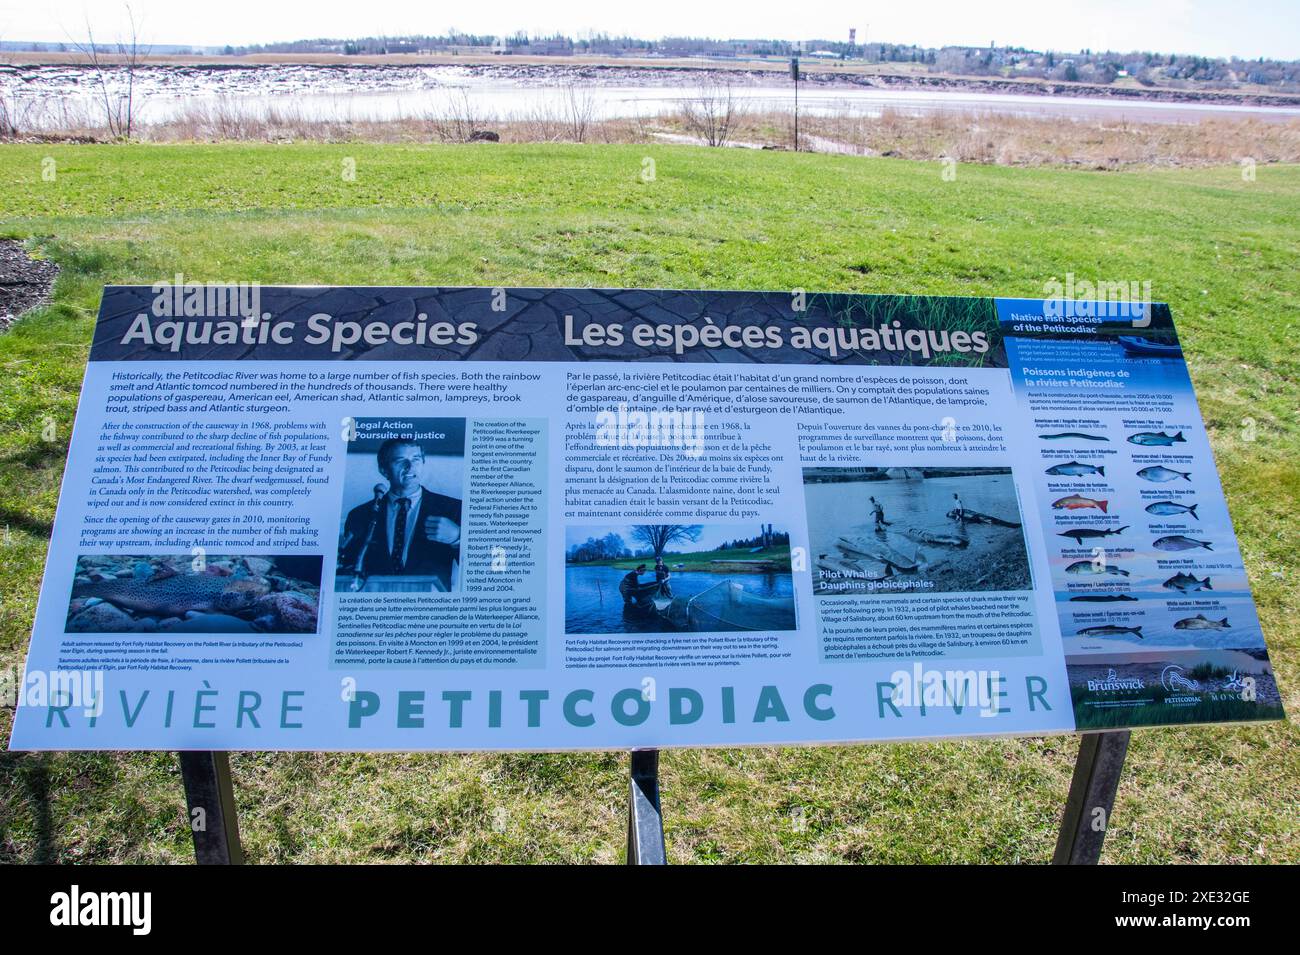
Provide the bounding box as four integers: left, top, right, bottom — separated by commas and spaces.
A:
630, 525, 703, 559
561, 82, 595, 143
70, 4, 149, 139
427, 86, 497, 142
679, 81, 748, 147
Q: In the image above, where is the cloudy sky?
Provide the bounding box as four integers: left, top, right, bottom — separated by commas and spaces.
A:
1, 0, 1297, 59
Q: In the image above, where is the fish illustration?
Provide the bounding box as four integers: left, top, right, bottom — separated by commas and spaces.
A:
1039, 432, 1108, 441
1145, 500, 1198, 519
1174, 614, 1231, 631
1058, 526, 1128, 545
1065, 560, 1129, 577
1137, 466, 1191, 483
1127, 431, 1186, 446
1077, 624, 1143, 638
1153, 535, 1212, 552
1052, 494, 1108, 513
1162, 573, 1212, 592
1045, 461, 1105, 477
72, 572, 269, 618
1069, 594, 1138, 602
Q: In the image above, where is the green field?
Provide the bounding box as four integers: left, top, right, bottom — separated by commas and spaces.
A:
0, 143, 1296, 863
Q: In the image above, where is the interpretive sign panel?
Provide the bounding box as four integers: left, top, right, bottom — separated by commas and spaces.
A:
9, 286, 1284, 750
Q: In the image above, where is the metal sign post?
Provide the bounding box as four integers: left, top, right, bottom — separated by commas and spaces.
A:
1053, 730, 1131, 864
627, 749, 667, 865
178, 751, 244, 864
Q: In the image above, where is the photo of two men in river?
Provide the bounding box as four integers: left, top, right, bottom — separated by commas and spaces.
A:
564, 523, 797, 634
804, 466, 1032, 596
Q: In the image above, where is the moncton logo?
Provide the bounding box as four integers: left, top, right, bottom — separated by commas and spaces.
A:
1087, 667, 1145, 692
50, 885, 151, 935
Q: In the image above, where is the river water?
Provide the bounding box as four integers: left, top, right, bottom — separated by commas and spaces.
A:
5, 63, 1300, 129
565, 564, 794, 634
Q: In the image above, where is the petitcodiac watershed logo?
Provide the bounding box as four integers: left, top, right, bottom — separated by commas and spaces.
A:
1087, 668, 1145, 692
49, 885, 151, 935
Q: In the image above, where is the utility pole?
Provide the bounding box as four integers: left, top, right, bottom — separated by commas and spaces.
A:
790, 53, 800, 151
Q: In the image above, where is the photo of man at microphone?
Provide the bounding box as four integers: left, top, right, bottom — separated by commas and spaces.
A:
336, 418, 465, 593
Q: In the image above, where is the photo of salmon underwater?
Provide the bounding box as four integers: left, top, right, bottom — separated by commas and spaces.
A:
66, 555, 323, 634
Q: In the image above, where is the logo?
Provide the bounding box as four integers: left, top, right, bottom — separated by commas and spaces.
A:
49, 885, 151, 935
1087, 667, 1145, 692
1161, 665, 1201, 694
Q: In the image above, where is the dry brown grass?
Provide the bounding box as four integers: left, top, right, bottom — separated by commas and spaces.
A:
781, 109, 1300, 169
5, 95, 1299, 170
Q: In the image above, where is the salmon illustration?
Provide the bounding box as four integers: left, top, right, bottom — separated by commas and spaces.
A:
1052, 494, 1108, 513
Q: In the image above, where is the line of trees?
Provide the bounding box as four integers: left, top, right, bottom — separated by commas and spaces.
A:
191, 33, 1300, 91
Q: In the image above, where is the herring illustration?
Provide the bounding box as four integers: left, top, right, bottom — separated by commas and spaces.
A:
1153, 535, 1212, 552
1127, 431, 1186, 446
1137, 465, 1191, 483
1052, 494, 1108, 512
1058, 526, 1128, 546
1045, 461, 1105, 477
1145, 500, 1198, 519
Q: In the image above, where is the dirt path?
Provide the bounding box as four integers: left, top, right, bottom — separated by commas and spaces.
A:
0, 240, 58, 330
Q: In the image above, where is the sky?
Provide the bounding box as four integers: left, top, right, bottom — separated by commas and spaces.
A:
1, 0, 1297, 60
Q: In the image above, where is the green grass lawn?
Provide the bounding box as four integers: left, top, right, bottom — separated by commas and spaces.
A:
0, 143, 1296, 863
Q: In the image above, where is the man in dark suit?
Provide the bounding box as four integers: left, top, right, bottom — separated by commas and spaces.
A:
339, 439, 462, 590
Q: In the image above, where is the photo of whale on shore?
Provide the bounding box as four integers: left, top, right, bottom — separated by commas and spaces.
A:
66, 554, 322, 634
803, 466, 1032, 596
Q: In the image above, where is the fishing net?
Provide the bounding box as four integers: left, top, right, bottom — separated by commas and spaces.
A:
672, 580, 797, 632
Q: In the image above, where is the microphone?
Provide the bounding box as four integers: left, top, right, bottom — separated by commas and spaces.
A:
349, 483, 389, 591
